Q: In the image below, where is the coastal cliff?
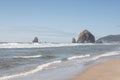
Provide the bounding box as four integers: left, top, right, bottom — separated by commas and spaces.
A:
96, 35, 120, 43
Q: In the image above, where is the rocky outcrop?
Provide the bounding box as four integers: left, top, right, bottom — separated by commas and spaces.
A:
72, 37, 76, 43
96, 39, 103, 43
33, 37, 38, 43
77, 29, 95, 43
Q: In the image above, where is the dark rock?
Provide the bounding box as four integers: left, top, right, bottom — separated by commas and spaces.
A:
77, 29, 95, 43
96, 39, 103, 43
33, 37, 38, 43
72, 37, 76, 43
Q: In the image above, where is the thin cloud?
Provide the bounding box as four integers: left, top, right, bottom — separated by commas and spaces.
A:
0, 26, 74, 38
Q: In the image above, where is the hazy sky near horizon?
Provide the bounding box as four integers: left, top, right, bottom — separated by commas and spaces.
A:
0, 0, 120, 42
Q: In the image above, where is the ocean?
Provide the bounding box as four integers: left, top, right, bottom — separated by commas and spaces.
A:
0, 43, 120, 80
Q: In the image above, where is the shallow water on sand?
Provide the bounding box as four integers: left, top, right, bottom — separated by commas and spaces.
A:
0, 43, 120, 80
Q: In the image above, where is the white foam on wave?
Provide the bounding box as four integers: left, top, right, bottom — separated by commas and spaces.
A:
0, 42, 119, 49
0, 43, 99, 49
13, 55, 42, 59
0, 60, 62, 80
0, 55, 42, 59
89, 51, 120, 61
67, 54, 90, 60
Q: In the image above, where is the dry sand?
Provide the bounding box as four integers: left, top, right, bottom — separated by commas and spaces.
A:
72, 59, 120, 80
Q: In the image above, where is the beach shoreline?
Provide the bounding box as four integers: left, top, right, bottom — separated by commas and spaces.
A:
71, 59, 120, 80
0, 44, 120, 80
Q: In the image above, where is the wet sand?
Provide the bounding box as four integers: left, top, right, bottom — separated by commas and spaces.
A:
72, 59, 120, 80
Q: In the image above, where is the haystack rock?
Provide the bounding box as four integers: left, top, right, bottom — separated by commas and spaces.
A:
33, 37, 38, 43
77, 29, 95, 43
72, 37, 76, 43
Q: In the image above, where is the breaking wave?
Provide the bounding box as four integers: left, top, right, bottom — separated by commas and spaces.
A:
89, 51, 120, 61
12, 55, 42, 59
67, 54, 90, 60
0, 55, 42, 59
65, 51, 120, 62
0, 43, 100, 49
0, 60, 62, 80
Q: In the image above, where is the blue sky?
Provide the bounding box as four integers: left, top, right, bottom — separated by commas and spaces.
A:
0, 0, 120, 42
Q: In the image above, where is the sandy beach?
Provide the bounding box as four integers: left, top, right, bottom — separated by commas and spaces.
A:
72, 59, 120, 80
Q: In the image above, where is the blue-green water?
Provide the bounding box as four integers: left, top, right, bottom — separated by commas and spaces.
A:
0, 43, 120, 80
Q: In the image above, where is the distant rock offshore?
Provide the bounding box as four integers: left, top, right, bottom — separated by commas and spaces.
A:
33, 37, 38, 43
76, 29, 95, 43
72, 37, 76, 43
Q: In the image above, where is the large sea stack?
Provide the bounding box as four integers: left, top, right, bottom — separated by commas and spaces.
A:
77, 29, 95, 43
33, 37, 38, 43
72, 37, 76, 43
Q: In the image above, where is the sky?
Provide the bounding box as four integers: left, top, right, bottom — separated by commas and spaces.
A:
0, 0, 120, 42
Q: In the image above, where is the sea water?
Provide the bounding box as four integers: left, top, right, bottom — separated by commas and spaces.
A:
0, 43, 120, 80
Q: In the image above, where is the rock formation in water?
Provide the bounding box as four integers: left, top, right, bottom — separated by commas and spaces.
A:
77, 29, 95, 43
33, 37, 38, 43
95, 39, 103, 43
72, 37, 76, 43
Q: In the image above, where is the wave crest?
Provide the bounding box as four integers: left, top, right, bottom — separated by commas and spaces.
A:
0, 60, 61, 80
13, 55, 42, 59
0, 43, 97, 49
67, 54, 90, 60
88, 51, 120, 61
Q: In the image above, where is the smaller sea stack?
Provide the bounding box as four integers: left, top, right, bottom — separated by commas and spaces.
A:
33, 37, 38, 43
72, 37, 76, 43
